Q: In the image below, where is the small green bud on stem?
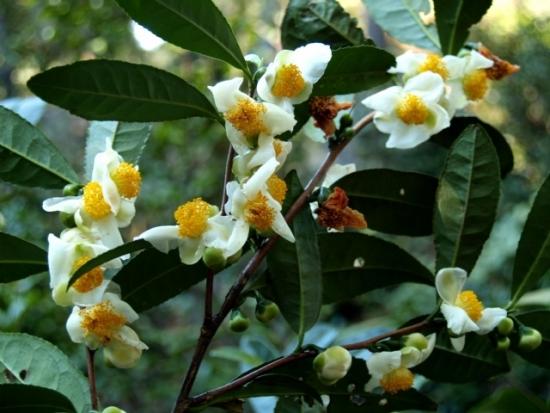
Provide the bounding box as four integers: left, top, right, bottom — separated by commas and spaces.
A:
255, 300, 280, 323
202, 247, 227, 271
102, 407, 127, 413
404, 333, 428, 351
229, 309, 250, 333
518, 326, 543, 351
496, 336, 510, 351
63, 183, 82, 196
497, 317, 514, 336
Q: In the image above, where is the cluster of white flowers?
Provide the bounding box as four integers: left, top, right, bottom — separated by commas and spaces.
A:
43, 140, 147, 368
363, 50, 494, 149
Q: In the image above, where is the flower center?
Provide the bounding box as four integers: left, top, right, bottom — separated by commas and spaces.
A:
418, 54, 449, 79
244, 193, 275, 232
267, 175, 287, 204
455, 290, 484, 321
395, 93, 430, 125
380, 367, 414, 394
72, 256, 104, 293
174, 198, 212, 238
80, 302, 126, 344
271, 64, 306, 98
463, 69, 489, 101
111, 162, 141, 198
273, 140, 284, 158
225, 98, 267, 139
83, 181, 111, 219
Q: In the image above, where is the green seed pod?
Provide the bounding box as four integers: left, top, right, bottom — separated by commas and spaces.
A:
63, 183, 81, 196
59, 212, 76, 228
255, 300, 280, 323
496, 336, 510, 351
229, 309, 250, 333
518, 327, 543, 352
102, 407, 127, 413
403, 333, 428, 351
313, 346, 352, 385
497, 317, 514, 336
202, 247, 227, 271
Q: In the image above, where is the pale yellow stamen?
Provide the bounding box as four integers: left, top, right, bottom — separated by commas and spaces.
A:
418, 54, 449, 80
225, 98, 267, 139
380, 367, 414, 394
455, 290, 484, 321
395, 93, 430, 125
111, 162, 141, 198
83, 181, 111, 219
267, 175, 287, 204
463, 70, 489, 101
174, 198, 212, 238
271, 64, 306, 98
244, 193, 275, 232
72, 256, 104, 293
80, 302, 126, 344
273, 140, 284, 158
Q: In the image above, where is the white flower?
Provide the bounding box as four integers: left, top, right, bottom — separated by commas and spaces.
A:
436, 267, 507, 351
208, 77, 296, 155
389, 51, 452, 81
232, 135, 292, 181
313, 346, 352, 385
257, 43, 332, 112
362, 72, 450, 149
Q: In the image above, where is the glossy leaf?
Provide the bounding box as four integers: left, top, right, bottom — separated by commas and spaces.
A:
0, 333, 90, 413
28, 60, 220, 122
0, 384, 76, 413
319, 232, 433, 303
275, 397, 304, 413
328, 390, 437, 412
0, 233, 47, 283
434, 125, 501, 272
332, 169, 438, 236
313, 45, 395, 95
468, 387, 548, 413
510, 175, 550, 304
0, 107, 79, 188
434, 0, 493, 55
364, 0, 440, 51
114, 0, 248, 74
281, 0, 369, 49
514, 310, 550, 370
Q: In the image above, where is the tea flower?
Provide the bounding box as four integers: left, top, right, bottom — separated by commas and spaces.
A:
232, 135, 292, 181
257, 43, 332, 112
389, 51, 451, 81
362, 72, 450, 149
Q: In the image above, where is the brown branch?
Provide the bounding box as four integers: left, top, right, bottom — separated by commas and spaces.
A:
86, 347, 98, 410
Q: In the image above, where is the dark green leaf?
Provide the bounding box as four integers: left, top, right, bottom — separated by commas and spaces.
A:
0, 107, 79, 188
0, 384, 76, 413
0, 233, 47, 283
364, 0, 440, 51
510, 175, 550, 304
434, 0, 492, 55
313, 45, 395, 96
0, 333, 90, 413
434, 125, 501, 272
114, 0, 248, 74
28, 60, 220, 122
281, 0, 369, 49
431, 117, 514, 177
332, 169, 438, 236
468, 387, 548, 413
328, 390, 437, 412
84, 121, 152, 179
319, 232, 433, 303
275, 397, 304, 413
514, 310, 550, 369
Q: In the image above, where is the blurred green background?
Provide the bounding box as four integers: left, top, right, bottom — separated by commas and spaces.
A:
0, 0, 549, 412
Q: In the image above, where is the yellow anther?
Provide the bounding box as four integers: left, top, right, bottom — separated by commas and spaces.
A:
395, 93, 430, 125
273, 140, 284, 158
456, 290, 484, 321
225, 98, 267, 139
72, 256, 104, 293
267, 175, 287, 204
271, 64, 306, 98
174, 198, 212, 238
418, 54, 449, 80
83, 181, 111, 219
80, 302, 126, 344
111, 162, 141, 198
463, 69, 489, 101
244, 192, 275, 232
380, 367, 414, 394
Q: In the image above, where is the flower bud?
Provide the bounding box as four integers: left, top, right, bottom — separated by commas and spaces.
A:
341, 127, 354, 140
63, 183, 81, 196
496, 336, 510, 351
202, 247, 226, 271
255, 300, 280, 323
497, 317, 514, 336
102, 407, 127, 413
313, 346, 352, 385
518, 327, 543, 352
59, 212, 76, 228
0, 212, 5, 231
404, 333, 428, 351
339, 113, 353, 129
229, 309, 250, 333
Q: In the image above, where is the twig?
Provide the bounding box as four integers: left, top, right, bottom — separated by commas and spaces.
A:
86, 347, 99, 410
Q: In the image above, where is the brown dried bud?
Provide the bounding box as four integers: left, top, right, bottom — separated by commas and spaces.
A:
479, 44, 520, 80
316, 187, 367, 230
310, 96, 352, 137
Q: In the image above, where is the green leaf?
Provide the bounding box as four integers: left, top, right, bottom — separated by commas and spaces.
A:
363, 0, 440, 51
114, 0, 248, 74
327, 390, 437, 412
319, 233, 433, 303
313, 45, 395, 96
0, 333, 90, 413
67, 239, 151, 289
434, 0, 493, 55
0, 233, 47, 283
434, 125, 501, 273
513, 310, 550, 369
113, 248, 208, 313
281, 0, 369, 49
84, 121, 152, 179
431, 117, 514, 177
28, 60, 220, 122
332, 169, 438, 236
267, 172, 322, 343
0, 384, 76, 413
0, 107, 79, 188
510, 175, 550, 304
468, 387, 548, 413
275, 397, 304, 413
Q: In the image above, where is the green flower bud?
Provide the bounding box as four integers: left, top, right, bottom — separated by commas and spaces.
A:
497, 317, 514, 336
255, 300, 280, 323
202, 247, 226, 271
496, 336, 510, 351
0, 212, 5, 231
102, 407, 127, 413
313, 346, 352, 385
339, 113, 353, 129
59, 212, 76, 228
229, 309, 250, 333
341, 126, 354, 140
518, 327, 543, 352
404, 333, 428, 351
63, 183, 81, 196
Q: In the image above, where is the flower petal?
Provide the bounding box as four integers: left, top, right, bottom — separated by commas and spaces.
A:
450, 336, 466, 352
42, 196, 82, 214
208, 77, 244, 112
476, 307, 507, 334
441, 303, 480, 335
136, 225, 180, 254
178, 237, 204, 265
291, 43, 332, 84
362, 86, 402, 113
435, 267, 468, 304
242, 157, 279, 198
262, 103, 297, 135
405, 72, 445, 104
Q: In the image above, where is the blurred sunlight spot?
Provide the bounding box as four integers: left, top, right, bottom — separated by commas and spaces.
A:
131, 21, 165, 51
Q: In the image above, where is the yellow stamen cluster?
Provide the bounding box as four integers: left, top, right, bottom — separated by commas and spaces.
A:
271, 64, 306, 98
174, 198, 212, 238
80, 302, 126, 343
419, 54, 449, 79
111, 162, 141, 198
463, 70, 489, 101
225, 98, 267, 139
273, 140, 284, 158
380, 367, 414, 394
244, 193, 275, 232
267, 175, 287, 204
72, 256, 104, 293
83, 181, 111, 219
395, 93, 430, 125
456, 290, 484, 321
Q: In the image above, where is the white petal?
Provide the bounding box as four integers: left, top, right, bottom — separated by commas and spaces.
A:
105, 326, 148, 369
291, 43, 332, 84
42, 196, 82, 214
92, 149, 121, 214
178, 237, 204, 265
105, 292, 139, 323
47, 233, 76, 289
443, 55, 465, 79
256, 63, 278, 103
476, 307, 507, 334
69, 279, 110, 307
92, 215, 124, 250
362, 86, 402, 113
137, 225, 180, 254
262, 103, 297, 135
465, 50, 493, 72
435, 267, 467, 304
242, 158, 279, 197
203, 215, 248, 258
208, 77, 243, 112
271, 210, 295, 243
441, 303, 480, 335
225, 123, 252, 155
366, 351, 402, 377
385, 122, 431, 149
116, 199, 136, 228
66, 307, 86, 345
224, 181, 240, 213
450, 336, 466, 352
323, 163, 356, 187
428, 103, 451, 135
389, 51, 426, 75
405, 72, 445, 104
247, 135, 277, 170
